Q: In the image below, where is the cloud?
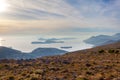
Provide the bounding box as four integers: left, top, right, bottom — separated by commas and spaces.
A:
0, 0, 119, 35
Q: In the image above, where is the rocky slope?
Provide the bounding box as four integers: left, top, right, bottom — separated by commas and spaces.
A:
0, 42, 120, 80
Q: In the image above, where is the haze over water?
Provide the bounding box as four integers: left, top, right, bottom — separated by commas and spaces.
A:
0, 32, 115, 52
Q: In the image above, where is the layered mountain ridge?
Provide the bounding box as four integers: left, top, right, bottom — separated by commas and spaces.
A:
0, 47, 67, 59
84, 33, 120, 46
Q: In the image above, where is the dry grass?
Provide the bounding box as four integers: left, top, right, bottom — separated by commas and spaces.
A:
0, 42, 120, 80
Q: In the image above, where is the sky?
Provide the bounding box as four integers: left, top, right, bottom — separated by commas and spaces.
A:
0, 0, 120, 36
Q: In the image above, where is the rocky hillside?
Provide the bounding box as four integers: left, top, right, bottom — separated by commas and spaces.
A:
0, 42, 120, 80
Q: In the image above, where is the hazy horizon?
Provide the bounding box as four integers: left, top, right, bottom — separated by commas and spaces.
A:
0, 32, 117, 52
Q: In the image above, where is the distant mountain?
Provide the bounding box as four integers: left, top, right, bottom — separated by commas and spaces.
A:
60, 46, 72, 49
113, 33, 120, 40
84, 33, 120, 46
0, 47, 29, 59
31, 48, 67, 57
0, 47, 67, 59
31, 40, 64, 44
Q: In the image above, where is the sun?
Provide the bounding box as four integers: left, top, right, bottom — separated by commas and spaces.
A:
0, 0, 9, 12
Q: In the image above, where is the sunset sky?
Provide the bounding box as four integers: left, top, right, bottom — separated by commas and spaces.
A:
0, 0, 120, 35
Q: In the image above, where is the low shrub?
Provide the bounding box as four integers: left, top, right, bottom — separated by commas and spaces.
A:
108, 49, 115, 53
99, 50, 105, 53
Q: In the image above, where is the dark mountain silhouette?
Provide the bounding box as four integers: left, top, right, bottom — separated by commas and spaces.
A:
0, 47, 27, 59
60, 46, 72, 49
0, 47, 67, 59
84, 33, 120, 46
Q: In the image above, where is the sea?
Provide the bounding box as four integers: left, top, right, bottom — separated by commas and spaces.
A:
0, 32, 114, 53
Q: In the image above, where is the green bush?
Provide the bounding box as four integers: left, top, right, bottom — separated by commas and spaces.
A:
115, 50, 119, 54
108, 49, 115, 53
99, 50, 105, 53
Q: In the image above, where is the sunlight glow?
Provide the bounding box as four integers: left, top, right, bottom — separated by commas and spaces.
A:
0, 0, 9, 12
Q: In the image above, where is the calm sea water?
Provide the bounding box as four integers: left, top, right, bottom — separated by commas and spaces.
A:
0, 32, 114, 53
